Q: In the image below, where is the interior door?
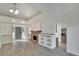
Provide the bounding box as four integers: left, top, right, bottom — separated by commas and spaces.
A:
15, 27, 22, 39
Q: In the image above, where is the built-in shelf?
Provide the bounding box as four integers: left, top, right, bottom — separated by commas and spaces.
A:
39, 33, 56, 49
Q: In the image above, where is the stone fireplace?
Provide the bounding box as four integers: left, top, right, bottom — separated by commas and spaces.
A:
31, 31, 41, 43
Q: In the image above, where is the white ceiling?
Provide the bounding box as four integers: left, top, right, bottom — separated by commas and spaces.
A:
0, 3, 43, 20
0, 3, 79, 23
28, 3, 79, 26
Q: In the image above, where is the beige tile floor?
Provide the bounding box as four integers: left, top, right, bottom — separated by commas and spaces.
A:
0, 41, 75, 56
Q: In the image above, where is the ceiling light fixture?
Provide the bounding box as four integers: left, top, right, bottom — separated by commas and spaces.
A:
14, 10, 19, 15
9, 3, 19, 15
9, 9, 14, 12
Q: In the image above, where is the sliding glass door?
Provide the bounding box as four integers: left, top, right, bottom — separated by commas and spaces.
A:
15, 27, 22, 39
12, 24, 27, 41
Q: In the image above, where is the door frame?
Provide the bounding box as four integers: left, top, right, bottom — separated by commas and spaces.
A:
12, 24, 26, 42
56, 23, 67, 48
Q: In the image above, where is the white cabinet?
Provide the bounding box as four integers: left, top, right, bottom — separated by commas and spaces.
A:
39, 33, 56, 49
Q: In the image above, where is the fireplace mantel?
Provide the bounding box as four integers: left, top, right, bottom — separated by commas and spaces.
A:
31, 31, 41, 32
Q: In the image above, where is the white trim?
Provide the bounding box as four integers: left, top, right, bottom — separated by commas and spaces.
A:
12, 24, 27, 41
13, 39, 27, 42
67, 49, 78, 56
0, 41, 12, 49
0, 44, 2, 48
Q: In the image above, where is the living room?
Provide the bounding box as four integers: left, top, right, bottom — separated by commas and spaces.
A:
0, 3, 79, 56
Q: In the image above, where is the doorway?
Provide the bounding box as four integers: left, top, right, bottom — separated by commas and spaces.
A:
61, 28, 67, 48
15, 27, 22, 39
13, 24, 26, 41
57, 28, 67, 48
56, 24, 67, 49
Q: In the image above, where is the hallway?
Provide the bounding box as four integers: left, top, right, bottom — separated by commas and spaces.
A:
0, 41, 75, 56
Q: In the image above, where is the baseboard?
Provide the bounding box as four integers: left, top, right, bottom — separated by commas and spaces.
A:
67, 49, 78, 56
13, 40, 27, 42
2, 41, 12, 45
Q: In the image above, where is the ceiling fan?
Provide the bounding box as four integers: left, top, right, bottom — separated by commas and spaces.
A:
9, 3, 42, 20
9, 3, 19, 15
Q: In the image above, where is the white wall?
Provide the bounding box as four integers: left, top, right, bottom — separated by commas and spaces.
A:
0, 15, 28, 45
56, 23, 62, 44
28, 4, 79, 34
0, 23, 12, 35
30, 22, 41, 31
28, 13, 56, 34
67, 25, 79, 55
27, 4, 79, 55
27, 5, 79, 38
